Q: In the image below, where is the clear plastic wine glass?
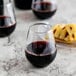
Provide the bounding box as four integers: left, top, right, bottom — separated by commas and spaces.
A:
32, 0, 57, 19
25, 23, 57, 68
0, 0, 17, 71
0, 0, 16, 46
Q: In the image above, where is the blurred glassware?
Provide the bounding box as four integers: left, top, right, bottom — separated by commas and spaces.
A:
32, 0, 57, 19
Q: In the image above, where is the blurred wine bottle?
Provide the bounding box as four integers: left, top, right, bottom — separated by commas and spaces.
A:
14, 0, 32, 10
0, 0, 4, 15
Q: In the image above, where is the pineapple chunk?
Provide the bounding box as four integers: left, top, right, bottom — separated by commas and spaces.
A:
45, 34, 49, 40
66, 24, 76, 34
59, 26, 68, 39
52, 24, 62, 38
65, 24, 76, 41
45, 23, 76, 44
64, 35, 73, 42
73, 33, 76, 40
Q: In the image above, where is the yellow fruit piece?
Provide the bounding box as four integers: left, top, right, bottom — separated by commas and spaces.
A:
59, 26, 67, 39
66, 24, 76, 34
65, 24, 76, 41
73, 33, 76, 40
45, 23, 76, 44
64, 35, 73, 42
52, 24, 62, 38
45, 34, 49, 40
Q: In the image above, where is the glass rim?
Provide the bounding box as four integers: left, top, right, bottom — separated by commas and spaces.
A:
30, 22, 51, 34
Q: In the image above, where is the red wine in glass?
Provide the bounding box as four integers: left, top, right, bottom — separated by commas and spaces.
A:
0, 16, 16, 37
25, 23, 57, 68
32, 2, 57, 19
25, 41, 57, 68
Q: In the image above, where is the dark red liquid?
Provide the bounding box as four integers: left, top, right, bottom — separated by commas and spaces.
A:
14, 0, 32, 10
0, 5, 3, 15
25, 41, 57, 68
0, 0, 4, 15
32, 2, 57, 19
0, 16, 16, 37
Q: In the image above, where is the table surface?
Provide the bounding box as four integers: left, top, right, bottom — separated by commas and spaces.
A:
0, 0, 76, 76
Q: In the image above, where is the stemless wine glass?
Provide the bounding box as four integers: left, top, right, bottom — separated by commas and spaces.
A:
25, 23, 57, 68
0, 0, 16, 45
32, 0, 57, 19
0, 0, 17, 70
